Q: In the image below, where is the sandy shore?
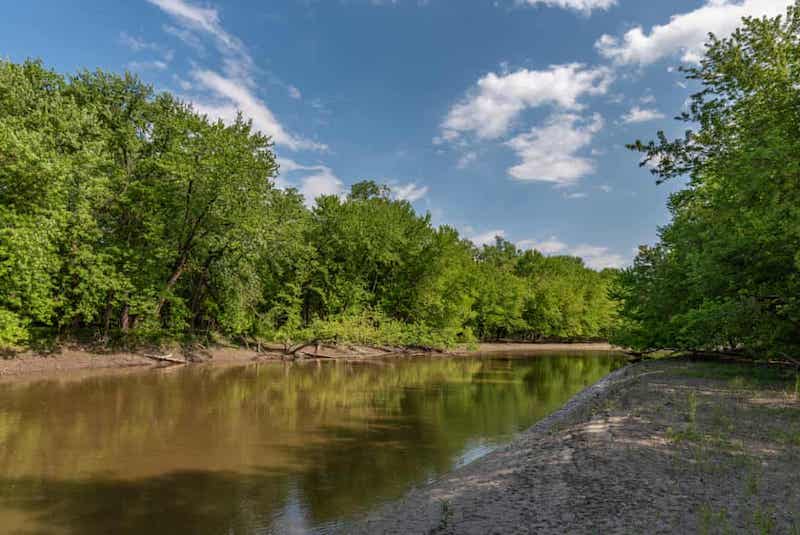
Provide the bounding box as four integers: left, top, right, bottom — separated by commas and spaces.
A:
456, 342, 615, 354
344, 358, 800, 534
0, 342, 616, 381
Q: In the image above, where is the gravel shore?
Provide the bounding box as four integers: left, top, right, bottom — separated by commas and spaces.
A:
344, 358, 800, 534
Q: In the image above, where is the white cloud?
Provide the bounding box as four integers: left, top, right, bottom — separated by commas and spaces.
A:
173, 75, 193, 91
598, 184, 612, 192
505, 112, 603, 185
519, 237, 626, 269
639, 94, 656, 104
119, 32, 160, 52
126, 60, 169, 71
163, 24, 206, 53
192, 70, 326, 151
564, 191, 588, 199
596, 0, 792, 65
440, 63, 612, 141
470, 229, 506, 247
516, 0, 616, 14
151, 0, 325, 153
147, 0, 240, 52
120, 30, 173, 72
457, 151, 478, 169
518, 237, 567, 254
288, 85, 302, 99
392, 182, 429, 202
276, 158, 343, 207
299, 171, 344, 206
150, 0, 254, 87
569, 244, 626, 269
621, 105, 665, 124
277, 157, 308, 174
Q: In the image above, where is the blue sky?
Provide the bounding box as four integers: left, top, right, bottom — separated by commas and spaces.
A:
1, 0, 791, 268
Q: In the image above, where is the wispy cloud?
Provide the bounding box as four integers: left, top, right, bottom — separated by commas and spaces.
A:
392, 182, 429, 202
518, 237, 567, 254
516, 0, 616, 14
457, 151, 477, 169
192, 70, 326, 151
163, 24, 206, 53
519, 237, 626, 269
470, 229, 506, 247
119, 31, 160, 52
126, 60, 169, 71
147, 0, 326, 152
569, 244, 626, 269
147, 0, 241, 52
288, 85, 302, 99
621, 105, 665, 124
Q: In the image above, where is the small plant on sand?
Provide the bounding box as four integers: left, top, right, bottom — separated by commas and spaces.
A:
697, 504, 732, 535
746, 467, 760, 497
770, 428, 800, 447
429, 499, 453, 534
752, 504, 776, 535
728, 376, 747, 390
666, 425, 702, 444
686, 391, 698, 424
710, 405, 734, 434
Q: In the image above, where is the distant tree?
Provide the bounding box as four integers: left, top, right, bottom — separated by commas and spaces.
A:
0, 59, 621, 350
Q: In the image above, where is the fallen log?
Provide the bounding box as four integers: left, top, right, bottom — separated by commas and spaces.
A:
140, 353, 187, 365
286, 340, 322, 356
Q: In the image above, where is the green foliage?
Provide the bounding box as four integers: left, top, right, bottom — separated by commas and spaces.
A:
0, 60, 619, 351
0, 309, 27, 347
613, 3, 800, 358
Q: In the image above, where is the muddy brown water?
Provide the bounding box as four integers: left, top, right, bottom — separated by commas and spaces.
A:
0, 352, 624, 534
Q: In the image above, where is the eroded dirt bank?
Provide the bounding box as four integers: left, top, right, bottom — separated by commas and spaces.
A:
0, 342, 615, 381
344, 358, 800, 534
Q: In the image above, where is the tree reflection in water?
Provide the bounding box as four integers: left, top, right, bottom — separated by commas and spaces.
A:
0, 352, 623, 534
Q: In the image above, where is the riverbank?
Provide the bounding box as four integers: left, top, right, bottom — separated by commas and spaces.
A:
345, 357, 800, 534
0, 342, 616, 380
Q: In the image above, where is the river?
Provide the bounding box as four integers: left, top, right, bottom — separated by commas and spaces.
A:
0, 351, 623, 534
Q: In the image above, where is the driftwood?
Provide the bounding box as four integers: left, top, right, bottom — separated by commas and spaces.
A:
140, 353, 187, 365
295, 350, 335, 359
286, 340, 322, 356
277, 339, 435, 361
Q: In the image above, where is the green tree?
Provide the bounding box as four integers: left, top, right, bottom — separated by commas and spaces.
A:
0, 59, 620, 351
614, 3, 800, 357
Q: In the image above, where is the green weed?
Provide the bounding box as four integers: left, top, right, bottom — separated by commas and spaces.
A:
752, 504, 776, 535
687, 391, 698, 423
430, 499, 453, 534
697, 504, 732, 535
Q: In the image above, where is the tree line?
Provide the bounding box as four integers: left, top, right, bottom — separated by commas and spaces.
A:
0, 59, 618, 350
8, 3, 794, 358
612, 3, 800, 360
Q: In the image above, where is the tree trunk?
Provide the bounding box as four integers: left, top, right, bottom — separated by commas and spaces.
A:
102, 295, 114, 338
155, 255, 188, 318
120, 304, 130, 332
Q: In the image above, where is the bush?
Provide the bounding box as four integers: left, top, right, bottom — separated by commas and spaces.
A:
0, 309, 28, 349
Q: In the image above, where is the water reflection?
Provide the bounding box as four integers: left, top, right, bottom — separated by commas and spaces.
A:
0, 352, 623, 534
